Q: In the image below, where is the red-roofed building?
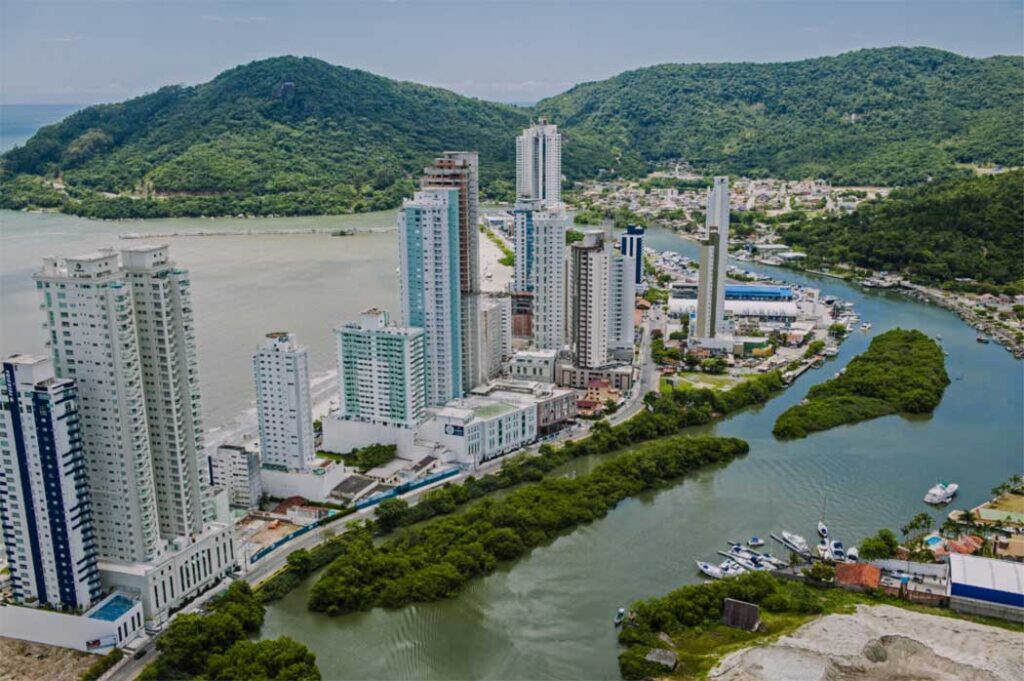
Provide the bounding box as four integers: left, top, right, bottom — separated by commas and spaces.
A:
835, 563, 882, 590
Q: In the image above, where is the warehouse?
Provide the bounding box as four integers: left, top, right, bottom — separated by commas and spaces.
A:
947, 554, 1024, 623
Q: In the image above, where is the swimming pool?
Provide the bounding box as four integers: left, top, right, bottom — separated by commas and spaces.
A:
88, 594, 135, 621
924, 535, 943, 547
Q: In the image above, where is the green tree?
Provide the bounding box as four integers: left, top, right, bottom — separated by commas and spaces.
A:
374, 498, 409, 532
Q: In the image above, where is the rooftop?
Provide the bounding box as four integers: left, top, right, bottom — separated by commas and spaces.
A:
85, 593, 137, 622
949, 554, 1024, 596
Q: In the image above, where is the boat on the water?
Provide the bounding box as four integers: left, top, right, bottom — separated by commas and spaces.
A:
614, 607, 626, 626
923, 482, 959, 504
846, 547, 860, 562
696, 561, 723, 579
817, 520, 829, 539
759, 552, 789, 570
976, 335, 990, 344
830, 540, 847, 562
718, 550, 766, 571
719, 559, 746, 577
775, 531, 811, 555
748, 536, 765, 547
816, 539, 830, 560
861, 322, 872, 331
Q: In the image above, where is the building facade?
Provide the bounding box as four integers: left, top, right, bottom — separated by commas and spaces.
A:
421, 152, 482, 392
695, 177, 730, 340
608, 250, 637, 360
399, 188, 464, 406
0, 355, 101, 611
531, 210, 568, 351
516, 119, 562, 207
253, 332, 316, 472
336, 308, 426, 429
480, 294, 511, 381
121, 245, 209, 541
620, 224, 645, 286
35, 250, 162, 563
513, 200, 538, 292
209, 443, 263, 509
569, 232, 610, 368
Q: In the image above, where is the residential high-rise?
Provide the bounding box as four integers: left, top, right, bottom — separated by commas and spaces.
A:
0, 355, 101, 610
253, 332, 316, 471
608, 250, 637, 359
209, 442, 263, 510
620, 225, 645, 286
516, 119, 562, 207
569, 232, 610, 369
695, 177, 730, 340
531, 210, 568, 351
480, 294, 512, 380
35, 250, 162, 563
421, 151, 482, 392
512, 200, 539, 292
336, 308, 426, 429
399, 188, 463, 406
121, 245, 209, 540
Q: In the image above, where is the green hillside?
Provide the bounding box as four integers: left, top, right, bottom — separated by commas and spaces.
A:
538, 47, 1024, 186
780, 170, 1024, 287
2, 47, 1022, 218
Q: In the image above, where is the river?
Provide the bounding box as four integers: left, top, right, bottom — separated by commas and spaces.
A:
258, 225, 1022, 680
2, 211, 1020, 679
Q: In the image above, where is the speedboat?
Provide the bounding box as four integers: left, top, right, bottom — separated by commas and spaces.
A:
719, 559, 745, 577
748, 536, 765, 548
923, 482, 959, 505
760, 553, 788, 570
696, 561, 723, 579
614, 607, 626, 626
830, 540, 847, 562
846, 547, 859, 562
719, 551, 766, 571
861, 322, 872, 331
976, 335, 990, 344
817, 520, 829, 539
816, 539, 830, 560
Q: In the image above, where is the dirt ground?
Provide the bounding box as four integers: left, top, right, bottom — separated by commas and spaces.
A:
0, 637, 98, 681
710, 604, 1024, 681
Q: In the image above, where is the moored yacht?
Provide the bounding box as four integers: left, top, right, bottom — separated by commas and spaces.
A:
924, 482, 959, 504
696, 561, 723, 579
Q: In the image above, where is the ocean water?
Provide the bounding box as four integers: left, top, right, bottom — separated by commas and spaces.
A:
0, 103, 82, 152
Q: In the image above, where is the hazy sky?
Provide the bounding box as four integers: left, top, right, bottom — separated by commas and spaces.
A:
3, 1, 1022, 105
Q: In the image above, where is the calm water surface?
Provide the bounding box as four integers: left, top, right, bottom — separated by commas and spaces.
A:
259, 226, 1023, 680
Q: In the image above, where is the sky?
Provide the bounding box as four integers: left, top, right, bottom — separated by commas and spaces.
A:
2, 0, 1022, 105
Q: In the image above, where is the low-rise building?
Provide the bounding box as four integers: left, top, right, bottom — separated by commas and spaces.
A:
0, 591, 144, 652
508, 349, 558, 382
555, 360, 635, 392
948, 554, 1024, 623
209, 442, 263, 509
420, 397, 536, 466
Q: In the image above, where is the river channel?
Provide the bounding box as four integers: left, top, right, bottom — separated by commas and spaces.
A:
258, 225, 1024, 680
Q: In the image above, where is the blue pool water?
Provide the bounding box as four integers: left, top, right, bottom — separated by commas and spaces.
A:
88, 594, 135, 621
924, 536, 943, 547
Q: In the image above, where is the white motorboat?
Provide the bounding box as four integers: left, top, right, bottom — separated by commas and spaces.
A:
696, 560, 723, 579
776, 531, 811, 555
816, 539, 830, 560
817, 520, 829, 539
748, 536, 765, 548
846, 547, 860, 562
923, 482, 959, 505
719, 559, 746, 577
830, 540, 847, 562
861, 322, 872, 331
759, 552, 788, 570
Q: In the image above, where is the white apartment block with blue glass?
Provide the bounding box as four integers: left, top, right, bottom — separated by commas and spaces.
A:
0, 354, 145, 651
253, 331, 316, 472
399, 188, 464, 407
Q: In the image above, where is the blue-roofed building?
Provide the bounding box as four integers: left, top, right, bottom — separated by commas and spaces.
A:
620, 225, 644, 286
948, 554, 1024, 623
671, 283, 794, 302
0, 590, 143, 652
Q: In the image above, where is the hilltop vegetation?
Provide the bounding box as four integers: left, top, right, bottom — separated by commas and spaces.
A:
780, 170, 1024, 288
773, 329, 950, 439
2, 48, 1022, 218
538, 47, 1023, 186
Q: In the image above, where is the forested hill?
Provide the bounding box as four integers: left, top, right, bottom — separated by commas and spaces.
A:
536, 47, 1023, 186
2, 47, 1022, 218
0, 57, 531, 217
780, 170, 1024, 287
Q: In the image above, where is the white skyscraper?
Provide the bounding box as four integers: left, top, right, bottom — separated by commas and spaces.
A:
253, 332, 316, 471
35, 250, 162, 563
516, 119, 562, 207
480, 294, 512, 380
0, 355, 101, 611
608, 250, 637, 359
569, 232, 610, 369
336, 308, 427, 429
399, 188, 463, 406
513, 199, 567, 351
695, 177, 730, 340
121, 245, 209, 540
